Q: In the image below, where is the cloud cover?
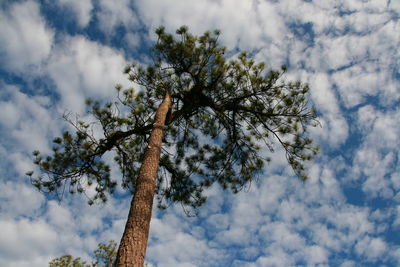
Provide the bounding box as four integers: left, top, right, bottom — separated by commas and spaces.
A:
0, 0, 399, 266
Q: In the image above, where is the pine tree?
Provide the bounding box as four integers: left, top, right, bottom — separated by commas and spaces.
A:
29, 26, 319, 266
49, 240, 131, 267
49, 255, 89, 267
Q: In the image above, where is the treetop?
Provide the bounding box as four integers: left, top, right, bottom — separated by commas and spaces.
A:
29, 26, 319, 214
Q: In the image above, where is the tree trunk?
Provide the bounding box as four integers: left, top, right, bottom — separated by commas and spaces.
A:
115, 90, 172, 266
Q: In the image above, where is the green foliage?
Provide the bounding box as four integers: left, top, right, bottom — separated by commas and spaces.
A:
92, 240, 118, 267
30, 26, 318, 213
49, 241, 117, 267
49, 255, 89, 267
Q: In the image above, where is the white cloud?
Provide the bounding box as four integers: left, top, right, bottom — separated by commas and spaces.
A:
278, 0, 391, 36
0, 190, 131, 266
261, 222, 306, 252
0, 100, 21, 129
302, 72, 349, 147
312, 223, 343, 252
123, 32, 141, 50
388, 0, 400, 10
134, 0, 287, 52
257, 175, 287, 214
305, 245, 329, 264
350, 105, 400, 197
46, 201, 75, 230
206, 213, 229, 231
332, 64, 397, 108
97, 0, 139, 35
0, 0, 54, 71
277, 0, 337, 35
330, 21, 399, 107
359, 150, 395, 198
147, 164, 384, 266
0, 180, 44, 219
361, 108, 399, 150
0, 84, 55, 154
251, 248, 295, 267
355, 236, 387, 261
0, 219, 57, 263
147, 217, 221, 266
46, 34, 130, 113
341, 0, 389, 13
0, 80, 131, 266
356, 105, 378, 132
54, 0, 93, 28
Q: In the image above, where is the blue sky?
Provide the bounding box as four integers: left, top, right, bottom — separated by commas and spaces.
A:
0, 0, 399, 266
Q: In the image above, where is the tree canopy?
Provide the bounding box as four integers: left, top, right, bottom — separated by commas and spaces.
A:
29, 26, 318, 213
49, 240, 117, 267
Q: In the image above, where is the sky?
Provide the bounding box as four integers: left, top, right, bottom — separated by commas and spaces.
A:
0, 0, 399, 266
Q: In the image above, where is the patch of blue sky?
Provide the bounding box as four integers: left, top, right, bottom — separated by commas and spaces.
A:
288, 21, 316, 46
37, 0, 151, 65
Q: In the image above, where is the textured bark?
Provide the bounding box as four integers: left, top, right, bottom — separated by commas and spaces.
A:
115, 90, 172, 266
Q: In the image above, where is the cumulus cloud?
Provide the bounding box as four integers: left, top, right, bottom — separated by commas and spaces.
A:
0, 83, 59, 183
46, 35, 130, 113
145, 164, 388, 265
350, 105, 400, 199
53, 0, 93, 28
0, 0, 54, 72
96, 0, 139, 36
0, 84, 56, 154
0, 36, 131, 267
355, 236, 387, 261
148, 217, 219, 266
0, 219, 57, 265
307, 72, 349, 147
134, 0, 287, 53
0, 180, 44, 219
